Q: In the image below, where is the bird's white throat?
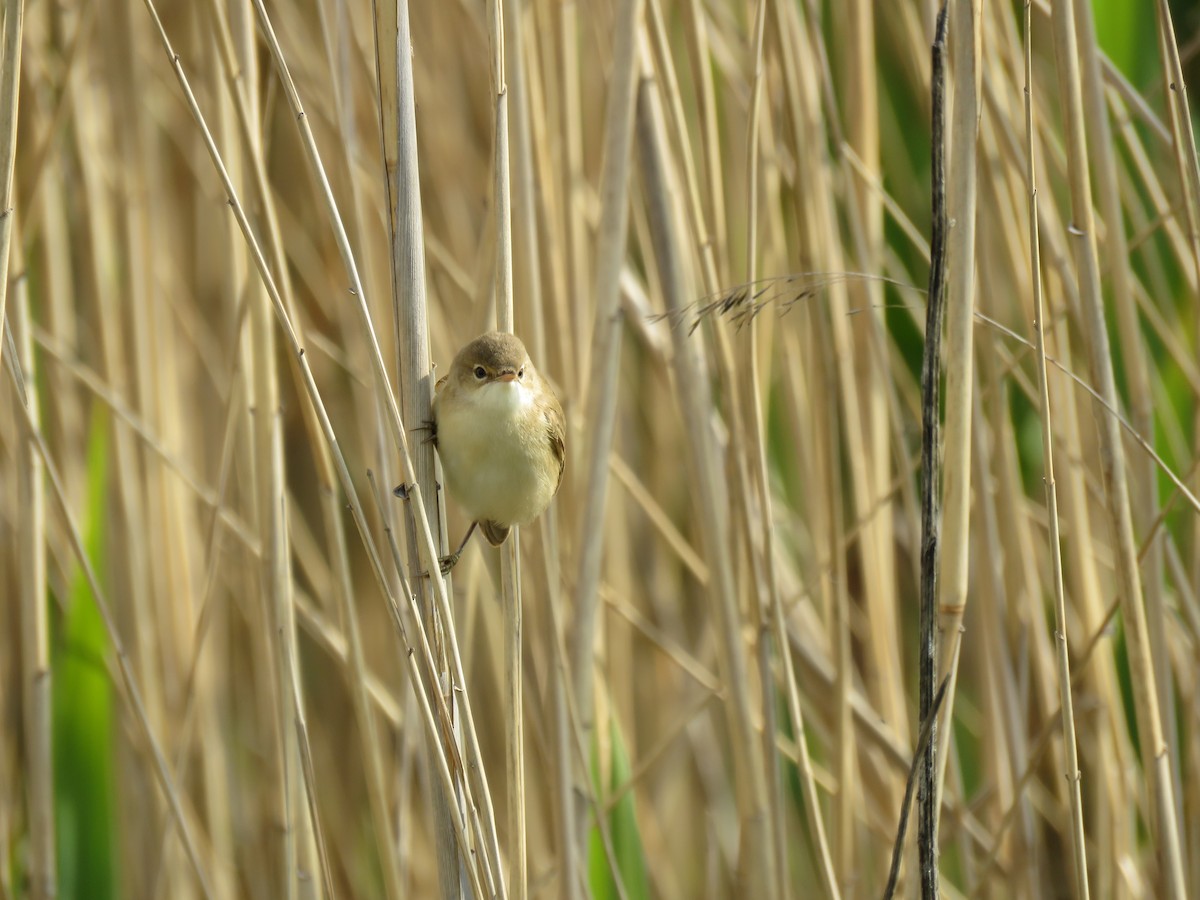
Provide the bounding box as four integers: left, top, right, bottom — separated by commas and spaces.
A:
471, 379, 534, 418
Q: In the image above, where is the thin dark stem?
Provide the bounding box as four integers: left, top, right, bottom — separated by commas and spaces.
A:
883, 676, 950, 900
918, 6, 949, 899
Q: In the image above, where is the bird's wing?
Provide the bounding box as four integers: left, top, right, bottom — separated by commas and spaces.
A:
546, 393, 566, 494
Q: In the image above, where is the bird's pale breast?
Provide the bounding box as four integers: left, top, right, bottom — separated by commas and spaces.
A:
435, 380, 558, 527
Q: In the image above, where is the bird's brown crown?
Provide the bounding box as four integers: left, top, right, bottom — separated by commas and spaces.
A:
452, 332, 529, 375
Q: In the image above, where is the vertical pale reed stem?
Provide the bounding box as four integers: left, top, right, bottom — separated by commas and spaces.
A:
390, 0, 465, 894
1072, 0, 1172, 784
3, 350, 216, 899
567, 0, 643, 866
839, 0, 880, 883
636, 38, 777, 896
558, 0, 586, 395
744, 0, 836, 894
506, 0, 544, 368
934, 0, 981, 806
1152, 0, 1200, 814
490, 0, 527, 895
741, 0, 791, 889
13, 239, 55, 900
1022, 4, 1089, 894
1049, 0, 1188, 894
1062, 5, 1142, 890
841, 3, 909, 877
0, 0, 22, 375
250, 153, 301, 900
205, 0, 396, 891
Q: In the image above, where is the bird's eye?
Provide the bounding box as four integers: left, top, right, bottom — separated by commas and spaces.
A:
473, 366, 487, 380
518, 367, 525, 379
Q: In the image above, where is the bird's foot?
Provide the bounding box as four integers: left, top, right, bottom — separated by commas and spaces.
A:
437, 549, 463, 575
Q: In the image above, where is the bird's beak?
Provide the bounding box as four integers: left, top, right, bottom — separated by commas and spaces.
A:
496, 372, 518, 383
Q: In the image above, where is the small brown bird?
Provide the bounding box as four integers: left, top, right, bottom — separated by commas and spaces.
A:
432, 332, 565, 572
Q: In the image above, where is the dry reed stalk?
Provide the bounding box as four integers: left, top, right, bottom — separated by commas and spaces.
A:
201, 6, 325, 894
3, 353, 216, 897
555, 0, 587, 397
1154, 0, 1200, 302
1022, 5, 1089, 893
25, 73, 82, 892
492, 0, 513, 337
373, 480, 500, 900
836, 0, 881, 883
1072, 10, 1167, 836
12, 237, 54, 900
499, 536, 524, 899
367, 9, 415, 886
506, 0, 544, 356
966, 388, 1024, 891
149, 349, 242, 899
681, 0, 727, 288
650, 24, 781, 871
140, 4, 500, 895
243, 68, 311, 900
195, 55, 245, 900
783, 5, 913, 823
1049, 0, 1188, 895
918, 10, 949, 894
933, 0, 982, 838
488, 0, 529, 893
0, 0, 23, 377
643, 1, 790, 892
386, 1, 486, 896
972, 45, 1072, 869
315, 325, 406, 898
566, 0, 642, 872
1046, 206, 1134, 900
1109, 99, 1195, 281
636, 37, 777, 896
248, 137, 305, 900
544, 555, 631, 899
1152, 3, 1200, 836
83, 6, 189, 891
737, 16, 793, 900
741, 0, 839, 895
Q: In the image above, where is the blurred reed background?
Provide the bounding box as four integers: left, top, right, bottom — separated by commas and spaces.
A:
2, 0, 1199, 897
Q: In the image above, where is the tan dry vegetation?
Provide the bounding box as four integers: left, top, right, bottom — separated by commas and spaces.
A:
1, 0, 1199, 898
